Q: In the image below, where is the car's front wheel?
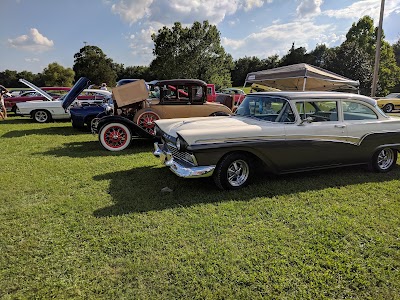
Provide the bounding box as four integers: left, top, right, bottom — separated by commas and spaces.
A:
213, 153, 253, 190
383, 103, 394, 113
33, 110, 51, 123
99, 122, 132, 151
368, 147, 397, 172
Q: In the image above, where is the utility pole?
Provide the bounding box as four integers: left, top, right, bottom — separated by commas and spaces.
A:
371, 0, 385, 97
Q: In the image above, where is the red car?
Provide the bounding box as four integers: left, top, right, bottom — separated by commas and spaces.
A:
218, 88, 246, 105
4, 87, 70, 113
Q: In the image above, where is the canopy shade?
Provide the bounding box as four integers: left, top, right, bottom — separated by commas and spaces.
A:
245, 63, 359, 92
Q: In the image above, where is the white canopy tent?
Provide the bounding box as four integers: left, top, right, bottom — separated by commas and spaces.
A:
244, 63, 359, 92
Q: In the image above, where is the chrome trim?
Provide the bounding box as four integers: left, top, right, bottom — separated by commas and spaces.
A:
166, 142, 197, 165
153, 142, 214, 178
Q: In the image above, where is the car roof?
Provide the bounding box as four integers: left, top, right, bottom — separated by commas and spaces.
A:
248, 91, 377, 106
156, 79, 207, 87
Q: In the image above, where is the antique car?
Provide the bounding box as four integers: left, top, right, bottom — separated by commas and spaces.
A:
4, 86, 70, 113
218, 87, 246, 105
92, 79, 232, 151
16, 79, 111, 123
153, 91, 400, 190
375, 93, 400, 113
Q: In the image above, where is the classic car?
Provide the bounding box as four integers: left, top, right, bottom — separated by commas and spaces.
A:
4, 86, 70, 113
91, 79, 232, 151
375, 93, 400, 113
16, 79, 111, 123
153, 91, 400, 190
218, 87, 246, 105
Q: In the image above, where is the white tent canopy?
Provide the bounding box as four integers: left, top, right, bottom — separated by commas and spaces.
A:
244, 63, 359, 92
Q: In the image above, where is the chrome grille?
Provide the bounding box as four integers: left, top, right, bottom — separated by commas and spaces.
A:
166, 142, 195, 166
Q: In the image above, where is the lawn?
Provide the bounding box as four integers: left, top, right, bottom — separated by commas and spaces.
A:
1, 116, 399, 299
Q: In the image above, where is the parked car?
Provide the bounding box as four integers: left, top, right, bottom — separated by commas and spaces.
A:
91, 79, 232, 151
375, 93, 400, 113
154, 91, 400, 190
16, 79, 111, 123
4, 86, 70, 113
70, 99, 113, 130
218, 88, 246, 105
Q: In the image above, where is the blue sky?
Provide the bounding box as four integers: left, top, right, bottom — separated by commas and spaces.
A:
0, 0, 399, 74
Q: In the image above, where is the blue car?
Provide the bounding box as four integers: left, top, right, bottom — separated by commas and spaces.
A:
69, 79, 139, 130
70, 102, 113, 130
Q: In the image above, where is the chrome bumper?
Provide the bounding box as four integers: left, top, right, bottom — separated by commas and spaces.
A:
153, 142, 215, 178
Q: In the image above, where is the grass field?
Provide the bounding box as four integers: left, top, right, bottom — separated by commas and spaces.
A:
1, 116, 399, 299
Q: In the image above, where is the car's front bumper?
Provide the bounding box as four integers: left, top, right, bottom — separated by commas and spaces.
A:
153, 142, 215, 178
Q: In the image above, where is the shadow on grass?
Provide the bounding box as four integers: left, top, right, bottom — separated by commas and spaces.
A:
2, 125, 85, 138
39, 138, 154, 157
93, 164, 400, 217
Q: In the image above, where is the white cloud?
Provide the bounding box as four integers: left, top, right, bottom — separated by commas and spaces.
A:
242, 0, 264, 12
296, 0, 323, 18
8, 28, 54, 52
24, 58, 40, 62
128, 25, 159, 65
222, 20, 344, 59
323, 0, 400, 22
111, 0, 153, 24
111, 0, 270, 26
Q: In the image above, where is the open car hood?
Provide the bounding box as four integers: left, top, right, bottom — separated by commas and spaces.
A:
61, 77, 91, 109
19, 79, 53, 101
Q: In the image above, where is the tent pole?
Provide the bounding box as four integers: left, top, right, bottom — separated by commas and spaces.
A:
302, 77, 307, 91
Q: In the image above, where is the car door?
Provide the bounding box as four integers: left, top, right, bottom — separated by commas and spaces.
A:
341, 100, 382, 162
279, 99, 354, 172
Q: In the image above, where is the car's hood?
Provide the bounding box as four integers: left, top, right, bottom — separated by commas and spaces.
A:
156, 116, 284, 145
19, 79, 53, 101
61, 77, 91, 109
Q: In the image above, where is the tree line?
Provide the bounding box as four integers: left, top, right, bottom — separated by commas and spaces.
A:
1, 16, 399, 96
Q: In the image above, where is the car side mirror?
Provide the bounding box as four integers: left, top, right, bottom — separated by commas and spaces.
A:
299, 116, 314, 125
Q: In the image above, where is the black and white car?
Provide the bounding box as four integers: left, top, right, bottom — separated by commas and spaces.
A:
154, 91, 400, 190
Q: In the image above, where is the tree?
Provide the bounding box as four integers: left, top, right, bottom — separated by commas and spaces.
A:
73, 45, 117, 86
0, 70, 19, 87
392, 39, 400, 67
279, 43, 308, 66
117, 65, 152, 82
346, 16, 376, 57
42, 62, 75, 86
231, 55, 279, 87
324, 41, 373, 95
306, 44, 330, 67
150, 21, 233, 87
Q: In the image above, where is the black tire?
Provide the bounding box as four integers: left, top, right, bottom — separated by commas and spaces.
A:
368, 147, 397, 172
99, 122, 132, 151
383, 104, 394, 113
213, 152, 253, 190
33, 110, 51, 123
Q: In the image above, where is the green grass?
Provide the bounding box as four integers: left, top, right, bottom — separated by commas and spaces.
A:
1, 116, 400, 299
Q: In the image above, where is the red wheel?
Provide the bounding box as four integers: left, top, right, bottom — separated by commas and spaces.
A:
99, 123, 132, 151
136, 111, 160, 135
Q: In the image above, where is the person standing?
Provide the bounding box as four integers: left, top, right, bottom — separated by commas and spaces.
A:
100, 83, 108, 90
0, 84, 9, 120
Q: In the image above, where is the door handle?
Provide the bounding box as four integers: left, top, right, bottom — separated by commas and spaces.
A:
334, 124, 346, 128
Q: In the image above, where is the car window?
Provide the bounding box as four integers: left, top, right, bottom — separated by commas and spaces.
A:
296, 100, 338, 122
342, 101, 378, 120
236, 95, 294, 122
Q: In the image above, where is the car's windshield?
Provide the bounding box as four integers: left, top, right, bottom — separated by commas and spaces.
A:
235, 95, 295, 122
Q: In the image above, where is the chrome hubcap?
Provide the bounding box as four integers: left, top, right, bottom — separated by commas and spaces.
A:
377, 148, 395, 170
35, 111, 47, 122
227, 159, 249, 187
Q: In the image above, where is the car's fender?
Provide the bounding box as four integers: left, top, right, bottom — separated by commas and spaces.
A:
97, 115, 153, 138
